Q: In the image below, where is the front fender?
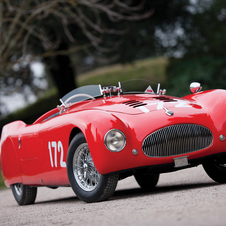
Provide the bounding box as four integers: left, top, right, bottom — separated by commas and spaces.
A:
184, 89, 226, 131
70, 110, 129, 174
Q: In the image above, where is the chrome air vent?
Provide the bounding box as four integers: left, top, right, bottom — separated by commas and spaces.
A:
142, 124, 213, 157
122, 100, 147, 108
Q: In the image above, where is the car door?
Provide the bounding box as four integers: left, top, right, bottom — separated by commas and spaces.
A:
18, 124, 40, 184
37, 113, 70, 186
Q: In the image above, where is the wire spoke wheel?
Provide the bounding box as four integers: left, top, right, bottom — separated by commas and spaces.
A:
67, 132, 118, 203
73, 143, 100, 191
14, 183, 23, 196
11, 183, 37, 205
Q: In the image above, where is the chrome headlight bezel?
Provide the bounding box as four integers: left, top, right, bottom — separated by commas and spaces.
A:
104, 129, 126, 152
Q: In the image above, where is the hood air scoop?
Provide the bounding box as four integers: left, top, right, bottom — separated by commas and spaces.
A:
122, 99, 174, 116
122, 100, 147, 108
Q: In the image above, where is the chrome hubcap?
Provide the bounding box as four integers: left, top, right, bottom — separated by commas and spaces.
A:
14, 184, 23, 196
73, 143, 100, 191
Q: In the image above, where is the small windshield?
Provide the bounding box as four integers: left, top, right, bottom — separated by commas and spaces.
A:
60, 79, 160, 105
60, 85, 102, 104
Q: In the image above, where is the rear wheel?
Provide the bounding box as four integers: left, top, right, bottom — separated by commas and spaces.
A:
134, 173, 159, 190
203, 157, 226, 183
11, 183, 37, 205
67, 132, 118, 203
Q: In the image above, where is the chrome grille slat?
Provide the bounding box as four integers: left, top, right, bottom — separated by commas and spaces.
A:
142, 124, 213, 157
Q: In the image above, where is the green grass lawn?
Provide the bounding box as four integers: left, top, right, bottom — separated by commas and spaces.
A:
0, 57, 168, 190
78, 57, 167, 86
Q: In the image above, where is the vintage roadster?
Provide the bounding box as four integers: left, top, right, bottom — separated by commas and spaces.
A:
1, 79, 226, 205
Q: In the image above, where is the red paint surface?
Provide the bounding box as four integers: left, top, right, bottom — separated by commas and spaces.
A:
1, 89, 226, 187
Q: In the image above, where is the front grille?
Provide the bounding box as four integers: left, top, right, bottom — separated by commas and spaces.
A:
142, 124, 213, 157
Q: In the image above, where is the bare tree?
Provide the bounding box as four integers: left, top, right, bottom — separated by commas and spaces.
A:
0, 0, 153, 115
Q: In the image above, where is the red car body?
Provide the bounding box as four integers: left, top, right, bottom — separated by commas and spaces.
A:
1, 80, 226, 204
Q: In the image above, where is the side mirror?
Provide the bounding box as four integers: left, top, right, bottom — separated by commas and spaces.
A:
190, 82, 202, 93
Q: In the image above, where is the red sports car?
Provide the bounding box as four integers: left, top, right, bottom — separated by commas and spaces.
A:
1, 80, 226, 205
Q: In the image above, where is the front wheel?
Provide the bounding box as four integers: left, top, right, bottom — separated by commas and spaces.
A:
67, 132, 118, 203
11, 183, 37, 205
203, 157, 226, 183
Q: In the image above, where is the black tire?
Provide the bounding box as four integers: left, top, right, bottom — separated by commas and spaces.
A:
11, 183, 37, 205
134, 173, 159, 190
203, 157, 226, 183
67, 132, 118, 203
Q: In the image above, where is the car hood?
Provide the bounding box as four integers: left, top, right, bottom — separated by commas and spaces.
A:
73, 94, 202, 115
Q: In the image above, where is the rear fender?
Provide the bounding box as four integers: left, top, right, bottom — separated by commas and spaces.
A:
0, 137, 23, 187
0, 121, 25, 187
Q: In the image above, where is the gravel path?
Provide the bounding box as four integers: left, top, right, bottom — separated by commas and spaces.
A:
1, 165, 226, 226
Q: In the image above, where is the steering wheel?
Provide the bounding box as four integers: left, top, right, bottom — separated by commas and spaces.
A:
65, 93, 95, 104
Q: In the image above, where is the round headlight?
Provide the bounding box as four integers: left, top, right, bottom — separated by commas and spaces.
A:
104, 129, 126, 152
